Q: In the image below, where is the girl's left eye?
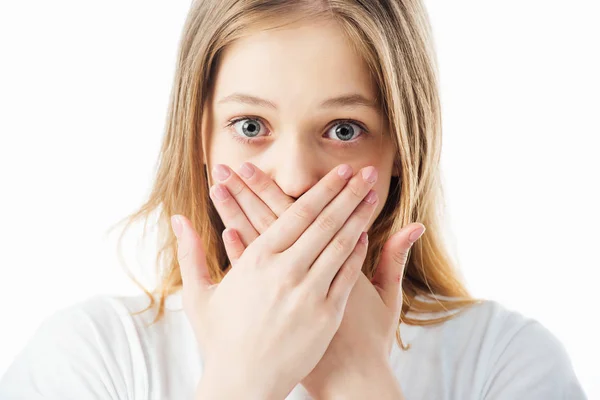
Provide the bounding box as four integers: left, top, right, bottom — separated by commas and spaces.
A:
224, 116, 369, 148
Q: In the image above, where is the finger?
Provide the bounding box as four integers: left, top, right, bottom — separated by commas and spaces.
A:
372, 223, 426, 314
222, 228, 246, 267
212, 164, 278, 234
171, 215, 213, 302
306, 190, 379, 296
258, 163, 354, 253
237, 162, 295, 217
285, 166, 377, 270
209, 183, 259, 248
326, 231, 368, 313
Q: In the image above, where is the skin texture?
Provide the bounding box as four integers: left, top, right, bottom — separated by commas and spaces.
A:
207, 162, 421, 400
185, 18, 425, 399
202, 18, 397, 224
175, 165, 382, 399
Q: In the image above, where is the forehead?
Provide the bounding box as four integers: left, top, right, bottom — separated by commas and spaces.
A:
212, 19, 377, 110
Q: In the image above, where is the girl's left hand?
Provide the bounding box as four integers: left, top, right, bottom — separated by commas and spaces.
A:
208, 162, 425, 397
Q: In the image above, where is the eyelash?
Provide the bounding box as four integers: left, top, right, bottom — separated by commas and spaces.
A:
224, 115, 370, 149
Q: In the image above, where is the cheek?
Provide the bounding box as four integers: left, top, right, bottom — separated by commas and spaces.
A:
208, 134, 246, 168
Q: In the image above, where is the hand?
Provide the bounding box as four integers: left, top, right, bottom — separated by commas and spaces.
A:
210, 162, 424, 399
172, 163, 379, 400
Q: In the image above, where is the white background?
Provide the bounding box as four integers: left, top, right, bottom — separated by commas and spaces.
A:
0, 1, 598, 398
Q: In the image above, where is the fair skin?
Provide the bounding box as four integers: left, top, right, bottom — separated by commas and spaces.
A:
202, 18, 396, 214
203, 162, 424, 400
174, 166, 382, 399
171, 18, 424, 399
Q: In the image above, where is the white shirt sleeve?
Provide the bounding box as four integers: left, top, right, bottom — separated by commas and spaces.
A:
0, 296, 143, 400
482, 318, 587, 400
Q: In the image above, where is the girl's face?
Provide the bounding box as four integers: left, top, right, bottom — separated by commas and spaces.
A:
203, 19, 396, 230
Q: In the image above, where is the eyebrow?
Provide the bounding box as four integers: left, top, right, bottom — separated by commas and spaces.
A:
217, 92, 379, 111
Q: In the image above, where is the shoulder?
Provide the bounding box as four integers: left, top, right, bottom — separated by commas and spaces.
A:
434, 299, 587, 399
28, 293, 155, 360
409, 296, 571, 350
447, 299, 570, 358
0, 294, 158, 399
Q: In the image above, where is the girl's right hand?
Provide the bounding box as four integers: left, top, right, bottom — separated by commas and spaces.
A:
171, 164, 379, 399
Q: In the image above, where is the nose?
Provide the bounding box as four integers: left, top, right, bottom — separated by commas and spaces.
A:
261, 135, 321, 200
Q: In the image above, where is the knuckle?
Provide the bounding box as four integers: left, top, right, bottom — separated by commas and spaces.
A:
282, 275, 300, 290
293, 202, 314, 221
360, 198, 376, 214
357, 204, 375, 223
290, 285, 313, 308
318, 305, 335, 324
340, 262, 359, 285
331, 235, 350, 254
243, 245, 265, 267
321, 301, 342, 324
392, 249, 409, 266
254, 246, 270, 265
278, 200, 295, 217
256, 213, 276, 233
348, 182, 363, 200
323, 181, 338, 197
219, 201, 239, 219
251, 234, 273, 255
316, 213, 337, 233
177, 246, 191, 264
255, 178, 272, 195
275, 270, 302, 295
228, 181, 245, 197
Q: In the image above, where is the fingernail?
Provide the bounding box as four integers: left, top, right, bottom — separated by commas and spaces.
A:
224, 228, 238, 242
238, 162, 255, 179
171, 215, 183, 238
359, 232, 368, 244
364, 190, 378, 204
361, 166, 378, 183
337, 164, 352, 180
212, 164, 230, 181
212, 184, 230, 201
408, 225, 426, 244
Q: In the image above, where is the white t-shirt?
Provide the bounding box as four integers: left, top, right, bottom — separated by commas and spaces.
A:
0, 292, 587, 399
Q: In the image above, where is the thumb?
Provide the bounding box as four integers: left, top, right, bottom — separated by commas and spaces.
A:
171, 215, 214, 299
371, 223, 426, 313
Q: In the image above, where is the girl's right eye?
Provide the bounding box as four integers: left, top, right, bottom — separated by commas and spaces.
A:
225, 116, 269, 145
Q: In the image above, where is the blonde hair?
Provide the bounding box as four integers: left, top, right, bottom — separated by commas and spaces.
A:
108, 0, 482, 351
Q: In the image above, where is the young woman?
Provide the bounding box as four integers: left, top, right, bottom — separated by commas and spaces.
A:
0, 1, 586, 399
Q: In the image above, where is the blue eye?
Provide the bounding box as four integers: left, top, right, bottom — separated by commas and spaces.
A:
225, 116, 370, 148
324, 120, 366, 144
226, 117, 266, 144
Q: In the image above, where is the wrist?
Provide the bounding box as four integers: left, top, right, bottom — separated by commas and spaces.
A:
197, 366, 288, 400
318, 357, 404, 400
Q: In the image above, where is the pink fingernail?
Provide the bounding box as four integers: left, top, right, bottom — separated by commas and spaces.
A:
359, 232, 368, 244
408, 225, 426, 243
212, 164, 230, 181
337, 164, 352, 180
224, 229, 238, 242
364, 190, 377, 204
361, 166, 378, 183
239, 162, 255, 179
212, 184, 230, 201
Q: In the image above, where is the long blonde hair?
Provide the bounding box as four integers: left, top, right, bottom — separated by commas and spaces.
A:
108, 0, 482, 350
